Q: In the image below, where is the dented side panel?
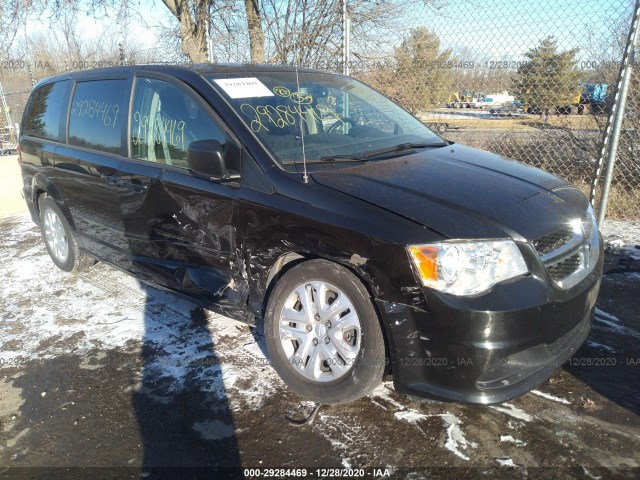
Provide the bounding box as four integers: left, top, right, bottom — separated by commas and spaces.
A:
117, 159, 251, 321
236, 173, 438, 320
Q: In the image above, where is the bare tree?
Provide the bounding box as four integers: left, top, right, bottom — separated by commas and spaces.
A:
158, 0, 265, 62
13, 0, 427, 68
261, 0, 342, 66
260, 0, 406, 69
161, 0, 209, 61
245, 0, 265, 62
0, 0, 30, 59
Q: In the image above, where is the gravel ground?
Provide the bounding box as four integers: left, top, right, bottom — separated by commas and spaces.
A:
0, 214, 639, 479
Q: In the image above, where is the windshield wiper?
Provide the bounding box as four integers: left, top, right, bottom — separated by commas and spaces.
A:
359, 142, 446, 160
281, 142, 446, 165
282, 155, 367, 165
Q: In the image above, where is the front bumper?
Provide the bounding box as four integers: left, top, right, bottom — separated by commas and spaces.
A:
378, 245, 603, 404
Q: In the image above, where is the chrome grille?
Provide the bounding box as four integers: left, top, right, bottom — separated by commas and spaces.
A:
532, 210, 599, 289
533, 227, 574, 256
547, 254, 582, 281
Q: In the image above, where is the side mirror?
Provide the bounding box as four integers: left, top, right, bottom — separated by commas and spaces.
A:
187, 140, 226, 180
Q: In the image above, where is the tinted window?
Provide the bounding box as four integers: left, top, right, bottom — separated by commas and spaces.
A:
23, 81, 69, 141
130, 77, 225, 169
69, 80, 126, 154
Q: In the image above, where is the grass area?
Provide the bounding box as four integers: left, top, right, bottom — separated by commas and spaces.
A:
592, 183, 640, 221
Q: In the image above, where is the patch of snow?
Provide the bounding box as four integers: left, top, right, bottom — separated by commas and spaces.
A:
531, 389, 571, 405
507, 420, 525, 430
371, 383, 405, 410
586, 340, 616, 353
496, 456, 519, 467
621, 246, 640, 261
312, 414, 362, 469
394, 409, 428, 424
369, 399, 388, 411
241, 341, 267, 359
500, 435, 526, 446
582, 466, 603, 480
600, 220, 640, 245
440, 413, 477, 461
594, 308, 640, 338
192, 419, 235, 440
595, 308, 620, 322
489, 403, 534, 422
393, 410, 476, 461
0, 218, 283, 413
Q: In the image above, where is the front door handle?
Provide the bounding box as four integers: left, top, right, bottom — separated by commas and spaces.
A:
99, 173, 119, 186
119, 178, 149, 191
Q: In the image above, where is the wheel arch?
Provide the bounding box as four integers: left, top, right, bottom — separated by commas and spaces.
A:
262, 251, 383, 316
32, 173, 76, 229
260, 250, 394, 372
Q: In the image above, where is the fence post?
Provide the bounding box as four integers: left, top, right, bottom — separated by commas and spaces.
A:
342, 0, 350, 76
594, 1, 640, 225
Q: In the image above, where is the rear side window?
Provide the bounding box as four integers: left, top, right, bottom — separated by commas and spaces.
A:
23, 81, 69, 141
130, 77, 226, 169
69, 79, 127, 154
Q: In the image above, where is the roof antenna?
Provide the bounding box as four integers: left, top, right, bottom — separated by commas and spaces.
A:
294, 46, 309, 184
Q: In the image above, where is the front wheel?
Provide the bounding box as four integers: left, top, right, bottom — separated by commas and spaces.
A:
265, 259, 386, 404
39, 196, 94, 272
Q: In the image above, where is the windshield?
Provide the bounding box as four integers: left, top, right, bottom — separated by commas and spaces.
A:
206, 71, 445, 165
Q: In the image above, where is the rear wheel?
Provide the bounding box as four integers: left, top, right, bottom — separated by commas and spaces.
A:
264, 259, 385, 404
39, 196, 94, 272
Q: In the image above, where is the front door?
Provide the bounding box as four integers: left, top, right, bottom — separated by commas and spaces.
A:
118, 74, 246, 312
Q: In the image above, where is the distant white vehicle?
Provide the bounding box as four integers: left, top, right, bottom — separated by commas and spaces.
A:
478, 93, 515, 109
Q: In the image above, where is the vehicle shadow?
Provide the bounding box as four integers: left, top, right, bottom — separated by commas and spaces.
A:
132, 283, 243, 478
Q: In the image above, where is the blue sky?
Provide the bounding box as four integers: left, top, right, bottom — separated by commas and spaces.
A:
418, 0, 633, 60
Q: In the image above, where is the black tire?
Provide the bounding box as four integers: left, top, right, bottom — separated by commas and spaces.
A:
38, 196, 94, 272
264, 259, 385, 404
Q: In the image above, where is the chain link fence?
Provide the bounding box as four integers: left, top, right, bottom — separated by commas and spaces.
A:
1, 0, 639, 243
344, 0, 639, 244
600, 63, 640, 243
590, 13, 640, 245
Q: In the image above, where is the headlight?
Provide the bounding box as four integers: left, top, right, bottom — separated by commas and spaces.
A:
583, 203, 597, 239
408, 240, 528, 296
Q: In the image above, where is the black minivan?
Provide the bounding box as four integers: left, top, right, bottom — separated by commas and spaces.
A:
19, 64, 602, 405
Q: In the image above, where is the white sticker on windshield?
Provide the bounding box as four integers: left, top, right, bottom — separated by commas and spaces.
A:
213, 77, 274, 99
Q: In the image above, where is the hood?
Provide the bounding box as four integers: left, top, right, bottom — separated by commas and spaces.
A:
311, 144, 589, 241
